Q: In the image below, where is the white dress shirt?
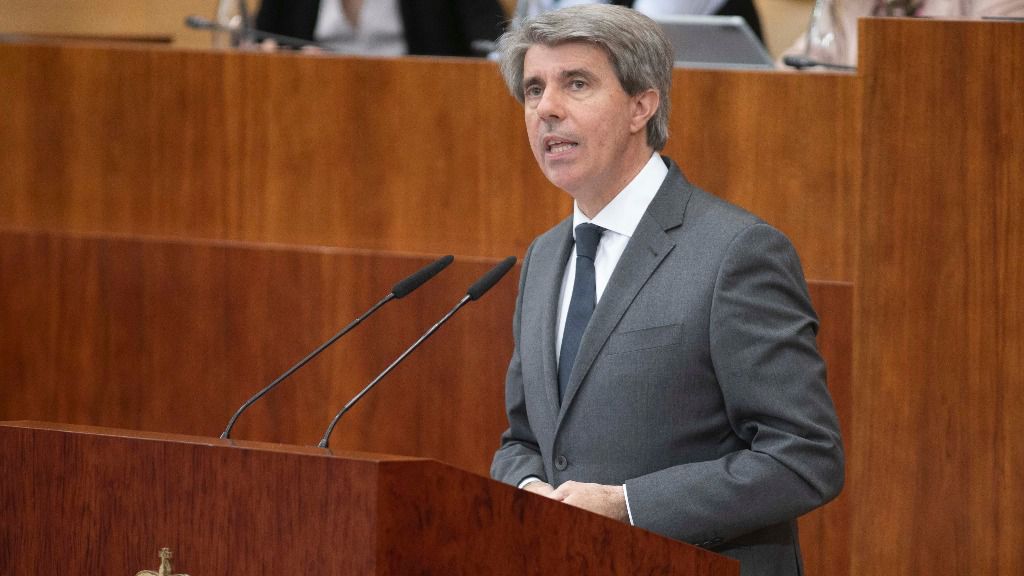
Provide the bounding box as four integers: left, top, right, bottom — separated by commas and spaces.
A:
315, 0, 407, 56
555, 153, 669, 360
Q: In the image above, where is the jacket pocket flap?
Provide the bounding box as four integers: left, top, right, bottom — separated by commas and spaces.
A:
604, 323, 683, 355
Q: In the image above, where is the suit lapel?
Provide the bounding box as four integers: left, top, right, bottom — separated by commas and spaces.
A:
556, 162, 694, 423
536, 219, 574, 413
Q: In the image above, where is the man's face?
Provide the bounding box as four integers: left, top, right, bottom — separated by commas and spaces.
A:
522, 42, 652, 213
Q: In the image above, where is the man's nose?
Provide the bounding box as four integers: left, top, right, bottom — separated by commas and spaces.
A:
535, 88, 565, 121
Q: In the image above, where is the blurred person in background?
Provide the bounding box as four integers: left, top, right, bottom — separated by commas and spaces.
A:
783, 0, 1024, 68
255, 0, 507, 57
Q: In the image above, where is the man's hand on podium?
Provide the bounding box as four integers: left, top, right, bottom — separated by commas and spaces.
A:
550, 481, 629, 523
522, 480, 555, 497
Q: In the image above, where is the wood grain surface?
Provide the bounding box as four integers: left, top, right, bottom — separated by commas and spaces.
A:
798, 280, 854, 576
0, 421, 739, 575
0, 42, 566, 257
0, 230, 515, 475
0, 40, 854, 280
853, 18, 1024, 576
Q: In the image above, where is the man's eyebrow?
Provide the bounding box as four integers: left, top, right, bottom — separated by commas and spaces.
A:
559, 68, 597, 81
522, 68, 597, 91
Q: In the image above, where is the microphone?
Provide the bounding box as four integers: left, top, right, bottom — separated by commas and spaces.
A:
184, 14, 329, 50
783, 55, 856, 72
317, 256, 517, 449
220, 254, 454, 439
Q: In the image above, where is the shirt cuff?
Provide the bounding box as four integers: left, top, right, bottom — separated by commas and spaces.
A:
623, 483, 635, 525
518, 476, 544, 489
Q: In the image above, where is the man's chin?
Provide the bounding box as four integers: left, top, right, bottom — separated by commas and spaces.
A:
541, 166, 583, 195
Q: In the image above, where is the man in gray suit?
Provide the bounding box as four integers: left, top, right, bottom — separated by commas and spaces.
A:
489, 5, 844, 575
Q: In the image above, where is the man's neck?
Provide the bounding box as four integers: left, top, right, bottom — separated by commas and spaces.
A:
575, 146, 656, 218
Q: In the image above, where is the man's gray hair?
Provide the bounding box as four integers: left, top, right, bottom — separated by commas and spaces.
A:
496, 4, 674, 151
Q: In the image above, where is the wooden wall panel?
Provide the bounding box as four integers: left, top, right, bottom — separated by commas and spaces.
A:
668, 70, 859, 281
0, 42, 567, 258
0, 40, 854, 278
854, 19, 1024, 576
0, 230, 515, 476
798, 281, 853, 576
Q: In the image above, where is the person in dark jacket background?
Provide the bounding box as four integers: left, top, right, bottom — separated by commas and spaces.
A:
255, 0, 508, 57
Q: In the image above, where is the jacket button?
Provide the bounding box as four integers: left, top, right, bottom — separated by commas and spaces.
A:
554, 455, 568, 470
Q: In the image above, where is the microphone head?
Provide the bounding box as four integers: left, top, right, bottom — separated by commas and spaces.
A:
184, 15, 216, 30
467, 256, 516, 301
782, 55, 815, 70
783, 55, 856, 72
392, 255, 454, 299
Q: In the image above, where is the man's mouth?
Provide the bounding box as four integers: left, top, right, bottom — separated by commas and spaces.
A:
544, 136, 578, 154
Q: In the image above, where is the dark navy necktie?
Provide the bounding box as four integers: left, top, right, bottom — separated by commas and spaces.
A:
558, 223, 604, 403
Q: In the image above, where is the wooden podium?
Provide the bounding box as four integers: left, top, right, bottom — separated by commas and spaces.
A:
0, 420, 738, 575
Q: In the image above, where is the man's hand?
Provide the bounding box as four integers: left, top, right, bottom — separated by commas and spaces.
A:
550, 481, 628, 522
522, 480, 556, 497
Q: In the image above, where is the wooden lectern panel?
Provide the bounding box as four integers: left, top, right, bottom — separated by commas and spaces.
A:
0, 421, 738, 575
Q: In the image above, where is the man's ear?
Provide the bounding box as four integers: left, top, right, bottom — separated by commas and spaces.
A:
629, 88, 660, 134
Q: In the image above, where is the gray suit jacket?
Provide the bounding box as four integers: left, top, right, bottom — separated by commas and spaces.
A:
491, 158, 844, 576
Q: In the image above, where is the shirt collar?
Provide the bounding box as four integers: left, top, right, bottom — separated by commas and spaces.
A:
572, 153, 669, 239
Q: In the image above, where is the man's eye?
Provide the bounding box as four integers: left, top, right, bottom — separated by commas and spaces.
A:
570, 80, 587, 90
525, 85, 543, 98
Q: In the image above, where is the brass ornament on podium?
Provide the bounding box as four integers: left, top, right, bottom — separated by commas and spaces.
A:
135, 548, 190, 576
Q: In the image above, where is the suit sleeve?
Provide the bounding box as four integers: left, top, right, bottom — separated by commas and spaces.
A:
624, 223, 845, 545
491, 240, 547, 486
